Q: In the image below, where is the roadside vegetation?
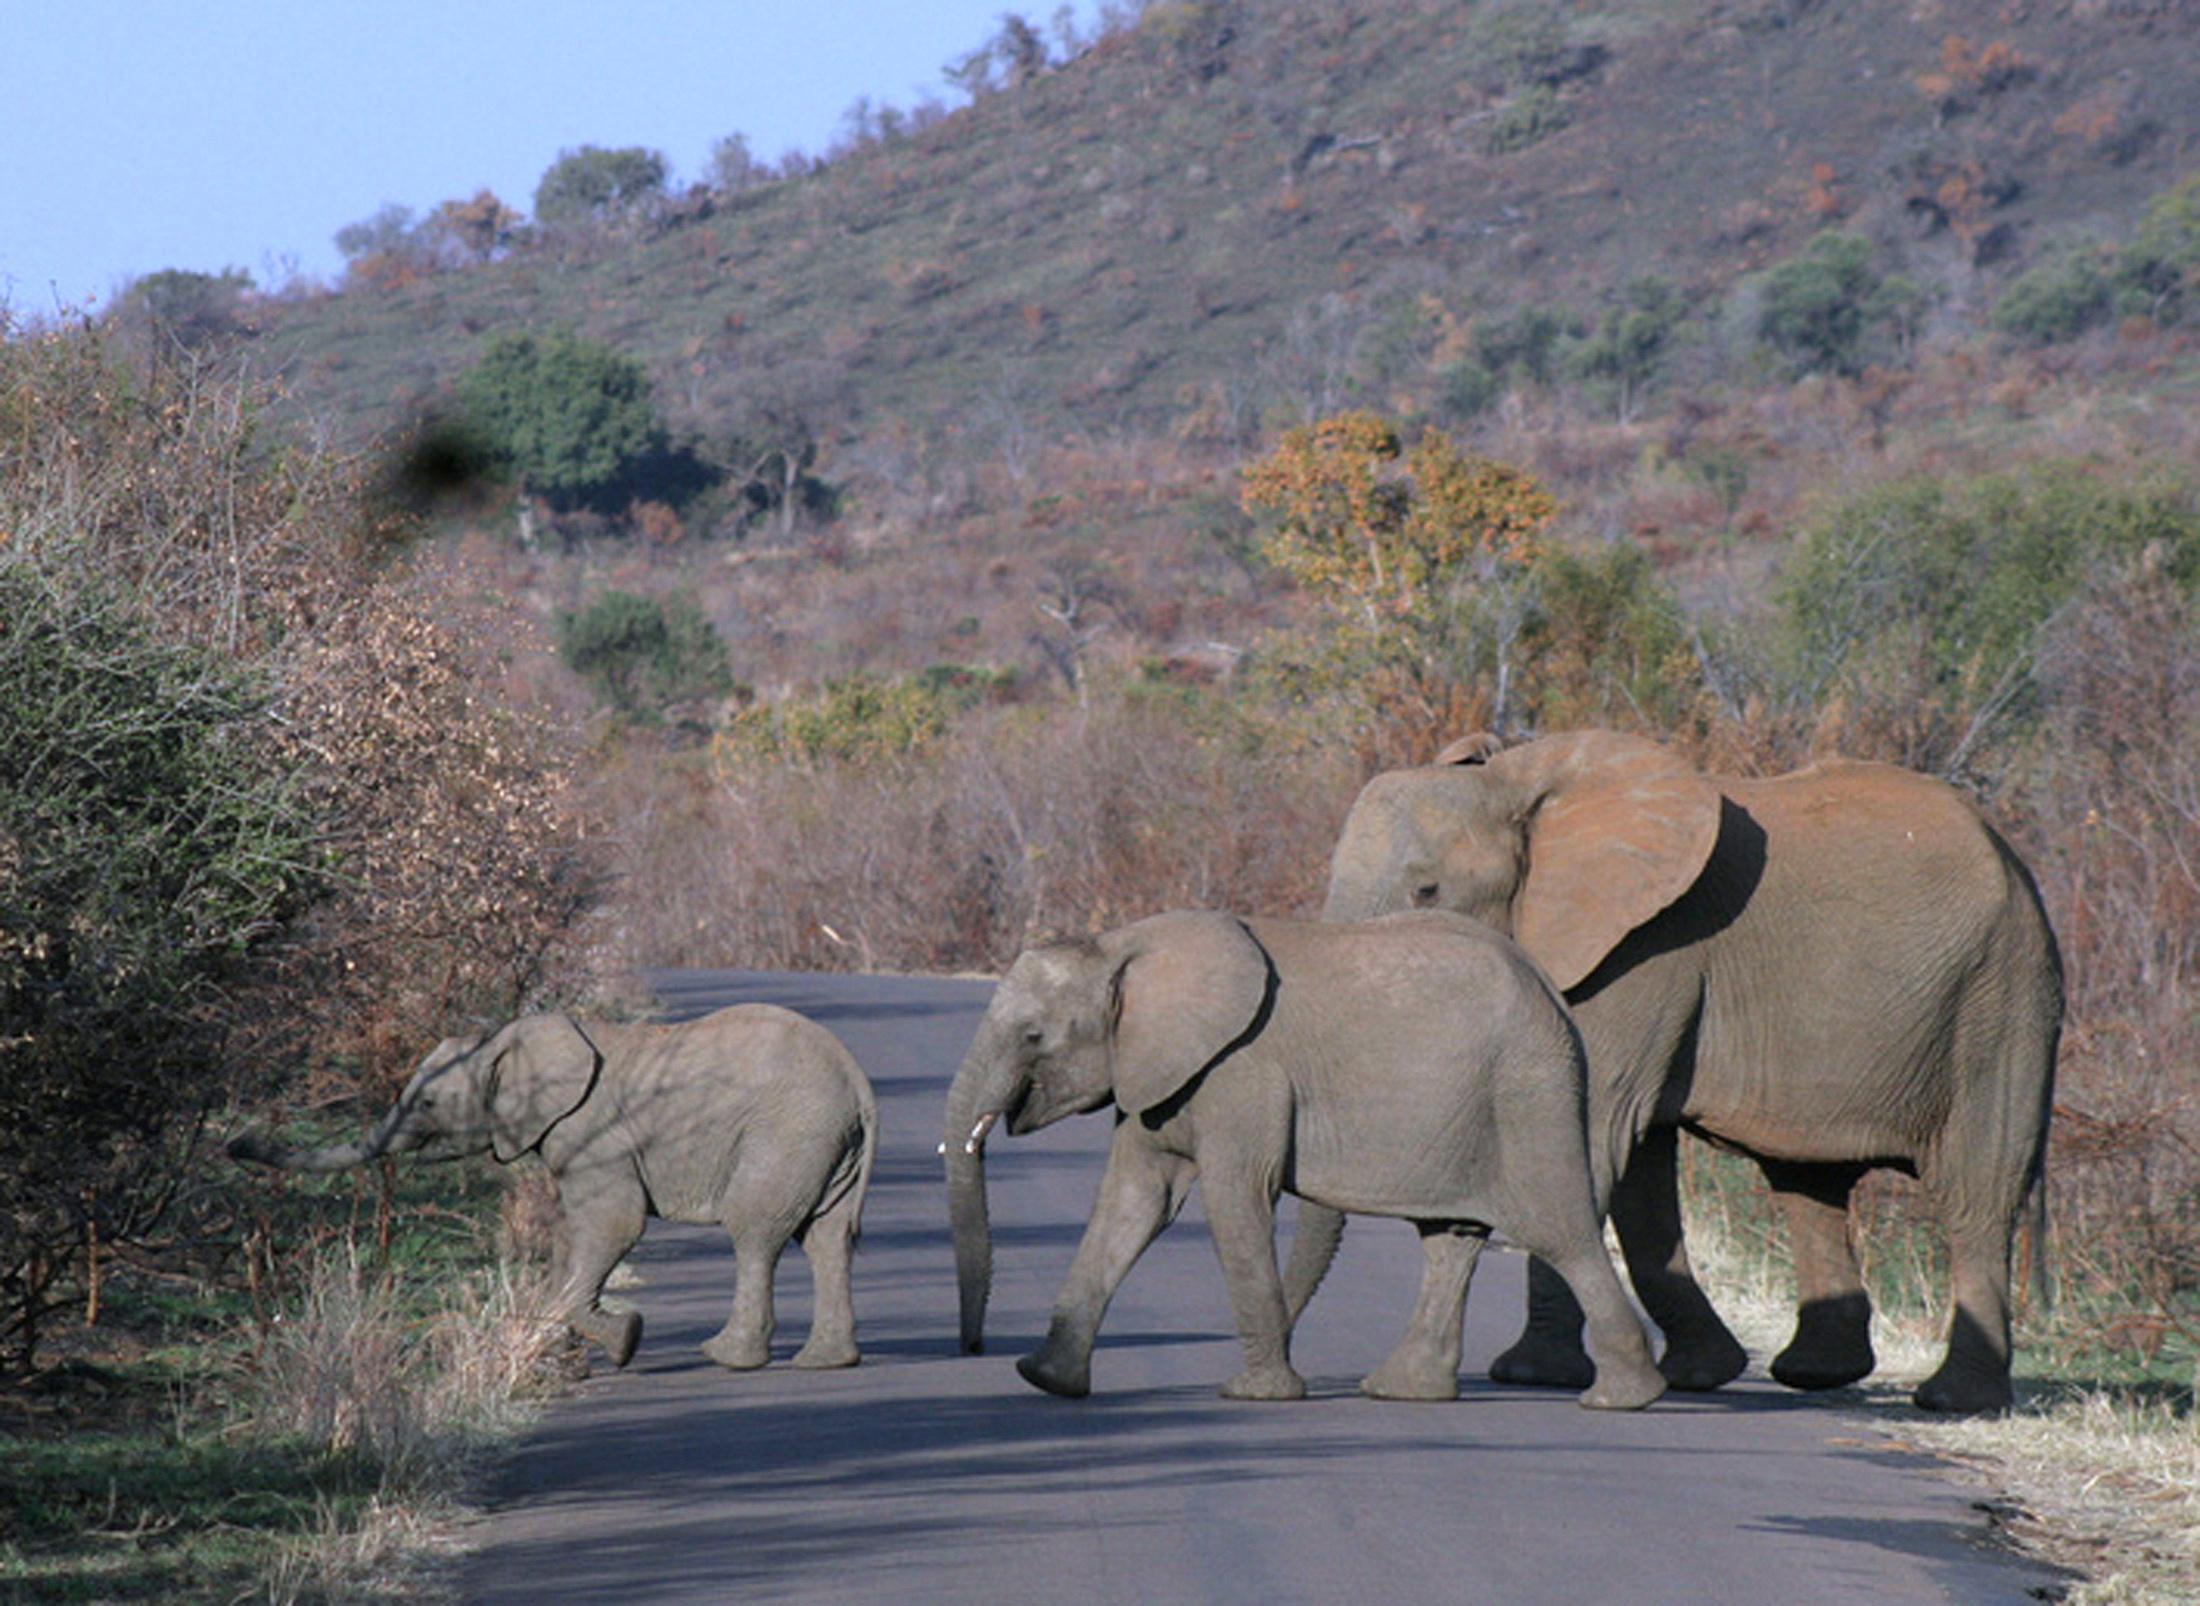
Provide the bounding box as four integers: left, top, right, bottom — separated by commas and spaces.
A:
8, 0, 2200, 1596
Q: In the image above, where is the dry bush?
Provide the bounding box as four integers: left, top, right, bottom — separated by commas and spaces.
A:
597, 688, 1358, 974
2013, 572, 2200, 1348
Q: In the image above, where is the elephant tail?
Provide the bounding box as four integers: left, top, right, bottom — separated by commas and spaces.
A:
847, 1074, 879, 1250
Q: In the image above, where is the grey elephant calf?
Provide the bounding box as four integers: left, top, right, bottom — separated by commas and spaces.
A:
233, 1005, 878, 1372
943, 909, 1664, 1410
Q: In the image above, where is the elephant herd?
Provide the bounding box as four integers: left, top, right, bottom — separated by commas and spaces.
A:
234, 729, 2062, 1417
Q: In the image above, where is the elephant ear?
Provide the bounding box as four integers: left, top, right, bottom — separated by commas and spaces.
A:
1432, 729, 1507, 766
487, 1014, 603, 1162
1103, 913, 1272, 1119
1489, 731, 1723, 992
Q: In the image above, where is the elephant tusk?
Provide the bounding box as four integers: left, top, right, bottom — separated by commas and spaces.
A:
964, 1110, 1000, 1155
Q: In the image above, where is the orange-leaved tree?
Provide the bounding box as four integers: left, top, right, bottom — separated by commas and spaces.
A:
1239, 411, 1553, 623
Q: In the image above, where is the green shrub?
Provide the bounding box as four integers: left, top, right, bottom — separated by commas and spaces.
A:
556, 590, 734, 719
0, 565, 321, 1366
718, 673, 957, 766
2113, 172, 2200, 326
1436, 358, 1502, 420
1522, 542, 1700, 729
532, 145, 669, 227
1993, 252, 2112, 345
1780, 463, 2200, 728
1485, 85, 1572, 154
1474, 305, 1582, 385
1560, 278, 1682, 416
1756, 232, 1882, 376
1470, 3, 1573, 87
457, 331, 667, 510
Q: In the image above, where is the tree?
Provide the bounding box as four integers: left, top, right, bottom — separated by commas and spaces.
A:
334, 202, 417, 262
557, 590, 733, 719
1561, 278, 1681, 419
1240, 412, 1554, 623
112, 267, 253, 349
457, 331, 667, 510
1758, 232, 1882, 376
423, 189, 523, 264
533, 145, 670, 228
2114, 173, 2200, 325
708, 133, 767, 194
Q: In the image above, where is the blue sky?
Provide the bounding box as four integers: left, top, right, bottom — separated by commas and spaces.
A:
4, 1, 1101, 310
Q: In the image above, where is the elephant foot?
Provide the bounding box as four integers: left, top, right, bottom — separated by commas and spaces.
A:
1580, 1358, 1667, 1412
1489, 1336, 1595, 1391
702, 1330, 772, 1371
1220, 1363, 1307, 1402
1659, 1330, 1751, 1392
1360, 1346, 1459, 1401
790, 1335, 860, 1370
1912, 1363, 2013, 1416
1016, 1348, 1091, 1399
574, 1308, 643, 1369
1769, 1340, 1874, 1393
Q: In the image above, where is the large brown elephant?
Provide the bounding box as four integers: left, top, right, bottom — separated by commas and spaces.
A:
1315, 730, 2061, 1413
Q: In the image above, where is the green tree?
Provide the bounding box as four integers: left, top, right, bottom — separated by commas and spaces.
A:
557, 591, 734, 719
0, 565, 321, 1366
533, 145, 670, 227
113, 267, 253, 349
1993, 251, 2112, 344
2113, 173, 2200, 325
457, 331, 667, 510
1758, 232, 1883, 376
1474, 305, 1582, 385
1562, 278, 1681, 418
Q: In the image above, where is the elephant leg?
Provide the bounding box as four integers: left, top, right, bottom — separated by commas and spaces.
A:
1019, 1127, 1193, 1399
1913, 1216, 2017, 1414
558, 1181, 647, 1368
1762, 1159, 1875, 1391
1362, 1224, 1486, 1401
1281, 1202, 1346, 1326
789, 1191, 861, 1370
707, 1215, 796, 1370
1613, 1126, 1748, 1391
1200, 1166, 1305, 1402
1489, 1258, 1594, 1390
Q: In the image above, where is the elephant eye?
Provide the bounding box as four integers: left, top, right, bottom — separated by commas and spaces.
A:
1412, 883, 1441, 907
1021, 1027, 1045, 1047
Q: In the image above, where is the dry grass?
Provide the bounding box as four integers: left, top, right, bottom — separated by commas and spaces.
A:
1681, 1153, 2198, 1602
241, 1242, 570, 1601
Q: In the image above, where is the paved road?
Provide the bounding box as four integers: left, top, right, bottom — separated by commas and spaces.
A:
461, 970, 2066, 1605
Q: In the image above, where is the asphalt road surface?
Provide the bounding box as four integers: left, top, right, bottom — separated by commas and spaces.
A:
461, 969, 2067, 1605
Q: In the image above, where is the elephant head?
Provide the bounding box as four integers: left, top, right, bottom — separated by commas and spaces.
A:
1322, 731, 1722, 991
230, 1014, 603, 1173
943, 912, 1272, 1353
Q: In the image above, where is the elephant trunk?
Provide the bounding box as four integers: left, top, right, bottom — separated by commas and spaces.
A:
942, 1017, 1025, 1355
229, 1098, 418, 1173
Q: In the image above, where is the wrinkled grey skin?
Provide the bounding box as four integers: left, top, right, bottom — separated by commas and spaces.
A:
1318, 730, 2061, 1414
944, 909, 1664, 1410
233, 1005, 877, 1372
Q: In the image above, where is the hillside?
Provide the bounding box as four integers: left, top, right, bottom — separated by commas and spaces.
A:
251, 0, 2200, 452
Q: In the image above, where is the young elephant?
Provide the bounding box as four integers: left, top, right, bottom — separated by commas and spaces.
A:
942, 910, 1664, 1410
233, 1005, 877, 1372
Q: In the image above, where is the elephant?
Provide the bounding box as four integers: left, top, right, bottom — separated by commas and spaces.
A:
1316, 729, 2062, 1414
232, 1005, 878, 1372
942, 908, 1666, 1411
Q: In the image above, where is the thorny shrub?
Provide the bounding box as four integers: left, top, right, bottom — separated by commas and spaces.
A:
0, 317, 597, 1368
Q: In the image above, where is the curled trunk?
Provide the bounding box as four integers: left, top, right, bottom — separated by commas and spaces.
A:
942, 1018, 1023, 1355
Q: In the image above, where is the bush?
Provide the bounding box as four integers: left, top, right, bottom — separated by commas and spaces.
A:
2113, 172, 2200, 326
718, 672, 959, 768
532, 145, 669, 228
1474, 305, 1582, 386
112, 267, 254, 349
558, 590, 734, 720
1993, 252, 2113, 345
0, 567, 321, 1367
1484, 84, 1572, 155
1779, 462, 2200, 767
1757, 232, 1882, 377
456, 331, 668, 511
